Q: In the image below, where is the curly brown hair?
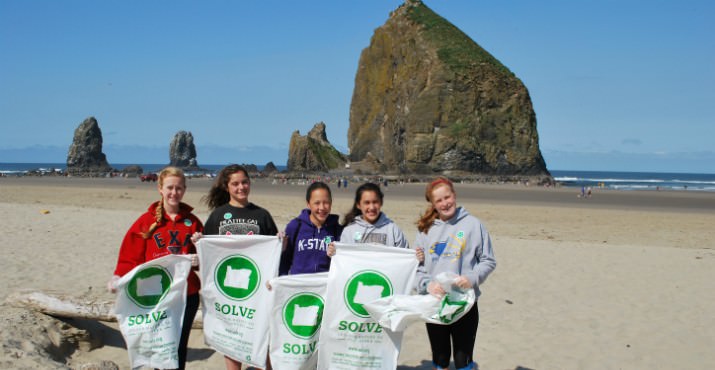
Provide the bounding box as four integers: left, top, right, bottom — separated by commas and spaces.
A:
203, 164, 250, 210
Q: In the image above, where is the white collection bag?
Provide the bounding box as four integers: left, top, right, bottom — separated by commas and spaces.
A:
317, 243, 417, 370
269, 272, 328, 370
363, 272, 476, 332
114, 254, 192, 369
197, 235, 281, 368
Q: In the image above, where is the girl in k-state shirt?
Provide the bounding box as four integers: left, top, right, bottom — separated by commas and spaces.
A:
279, 181, 342, 275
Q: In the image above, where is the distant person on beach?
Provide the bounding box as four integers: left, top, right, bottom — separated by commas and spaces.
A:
196, 164, 278, 370
327, 182, 424, 261
107, 166, 203, 370
414, 177, 496, 370
587, 186, 592, 198
279, 181, 342, 275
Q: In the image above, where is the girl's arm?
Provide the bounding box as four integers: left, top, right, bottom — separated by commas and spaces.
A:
462, 222, 496, 288
264, 210, 279, 236
414, 232, 431, 294
114, 218, 148, 277
393, 225, 409, 249
203, 211, 219, 235
278, 220, 297, 275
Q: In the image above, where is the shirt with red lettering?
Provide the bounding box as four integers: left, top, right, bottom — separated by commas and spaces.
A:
113, 201, 204, 295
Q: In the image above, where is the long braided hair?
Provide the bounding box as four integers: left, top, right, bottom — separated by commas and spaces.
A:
140, 166, 186, 239
416, 177, 455, 233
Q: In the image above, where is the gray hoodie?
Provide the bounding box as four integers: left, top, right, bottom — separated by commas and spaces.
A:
340, 212, 409, 248
414, 206, 496, 297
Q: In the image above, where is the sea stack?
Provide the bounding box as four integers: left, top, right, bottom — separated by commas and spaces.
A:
66, 116, 113, 176
169, 131, 199, 169
348, 0, 550, 176
287, 122, 346, 172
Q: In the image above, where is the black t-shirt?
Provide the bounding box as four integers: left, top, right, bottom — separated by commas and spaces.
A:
204, 203, 278, 236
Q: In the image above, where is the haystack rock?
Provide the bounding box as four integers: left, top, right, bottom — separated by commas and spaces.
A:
287, 122, 346, 172
348, 0, 549, 175
169, 131, 198, 169
66, 117, 113, 175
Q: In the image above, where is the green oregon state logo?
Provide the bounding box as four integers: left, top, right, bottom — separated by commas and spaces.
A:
215, 255, 260, 301
126, 266, 172, 309
344, 270, 393, 318
282, 292, 325, 339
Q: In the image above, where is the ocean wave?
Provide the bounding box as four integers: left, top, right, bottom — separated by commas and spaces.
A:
671, 179, 715, 185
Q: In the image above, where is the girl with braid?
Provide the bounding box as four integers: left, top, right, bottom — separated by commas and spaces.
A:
107, 166, 203, 370
414, 177, 496, 370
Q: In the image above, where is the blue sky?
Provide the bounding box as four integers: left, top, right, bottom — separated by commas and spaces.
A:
1, 0, 713, 173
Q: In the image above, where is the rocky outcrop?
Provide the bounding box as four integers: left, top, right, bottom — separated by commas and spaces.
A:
121, 165, 143, 177
263, 161, 278, 174
169, 131, 198, 169
66, 117, 113, 176
242, 164, 259, 174
348, 0, 549, 176
287, 122, 346, 172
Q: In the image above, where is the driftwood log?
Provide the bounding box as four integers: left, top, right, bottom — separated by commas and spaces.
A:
6, 290, 204, 328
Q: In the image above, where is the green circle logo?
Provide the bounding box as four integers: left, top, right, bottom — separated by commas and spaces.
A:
344, 270, 393, 318
215, 255, 261, 301
283, 293, 325, 339
126, 266, 172, 309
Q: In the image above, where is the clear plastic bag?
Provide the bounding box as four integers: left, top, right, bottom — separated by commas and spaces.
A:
364, 272, 475, 332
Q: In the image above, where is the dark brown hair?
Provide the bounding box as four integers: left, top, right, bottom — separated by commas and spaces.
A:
342, 182, 383, 226
203, 164, 250, 210
306, 181, 332, 202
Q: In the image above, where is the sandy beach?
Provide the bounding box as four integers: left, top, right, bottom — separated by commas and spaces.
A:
1, 176, 714, 369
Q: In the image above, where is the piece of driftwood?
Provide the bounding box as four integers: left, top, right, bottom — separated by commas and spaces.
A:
6, 290, 204, 328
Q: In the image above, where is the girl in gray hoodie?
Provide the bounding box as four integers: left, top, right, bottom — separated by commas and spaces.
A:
415, 177, 496, 370
340, 182, 409, 247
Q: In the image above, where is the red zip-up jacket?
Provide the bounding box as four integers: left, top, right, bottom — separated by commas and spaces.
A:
113, 201, 204, 295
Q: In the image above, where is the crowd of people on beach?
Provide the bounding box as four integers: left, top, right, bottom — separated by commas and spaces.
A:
106, 164, 497, 370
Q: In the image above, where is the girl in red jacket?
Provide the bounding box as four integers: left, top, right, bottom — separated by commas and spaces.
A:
107, 166, 204, 370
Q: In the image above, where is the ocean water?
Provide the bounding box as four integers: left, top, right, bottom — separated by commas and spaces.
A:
550, 170, 715, 192
0, 163, 285, 176
1, 163, 714, 192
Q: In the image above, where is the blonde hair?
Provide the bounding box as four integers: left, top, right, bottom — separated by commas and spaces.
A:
140, 167, 186, 239
416, 177, 455, 233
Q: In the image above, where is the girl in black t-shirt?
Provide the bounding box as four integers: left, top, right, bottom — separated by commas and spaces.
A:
195, 164, 277, 370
